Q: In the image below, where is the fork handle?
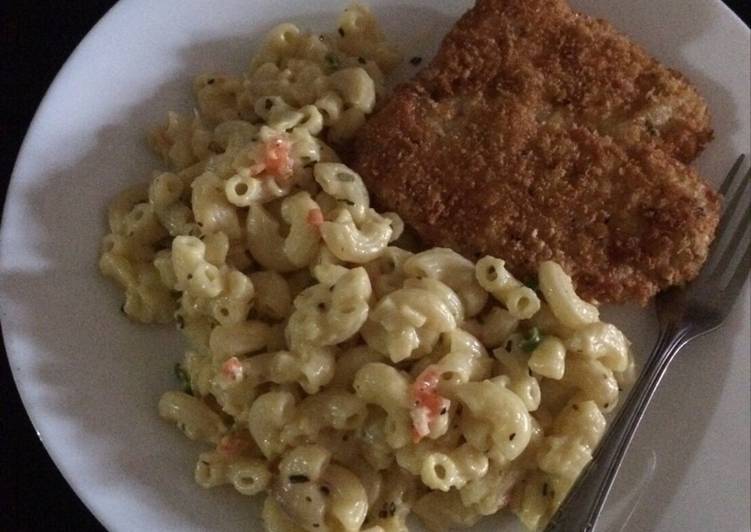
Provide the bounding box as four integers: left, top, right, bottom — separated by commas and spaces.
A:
545, 326, 689, 532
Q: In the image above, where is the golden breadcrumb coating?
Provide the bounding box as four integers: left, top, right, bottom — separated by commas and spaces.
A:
349, 0, 720, 304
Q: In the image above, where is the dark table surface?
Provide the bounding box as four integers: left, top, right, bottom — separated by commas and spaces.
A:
1, 2, 749, 531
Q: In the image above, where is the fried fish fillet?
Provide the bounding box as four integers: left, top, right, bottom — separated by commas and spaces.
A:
350, 0, 720, 304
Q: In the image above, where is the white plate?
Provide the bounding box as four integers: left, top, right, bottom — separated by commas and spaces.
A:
1, 0, 748, 530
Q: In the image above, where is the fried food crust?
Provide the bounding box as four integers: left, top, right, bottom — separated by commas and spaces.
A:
350, 0, 720, 304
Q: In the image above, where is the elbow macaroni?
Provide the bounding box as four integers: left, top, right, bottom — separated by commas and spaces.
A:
100, 7, 636, 531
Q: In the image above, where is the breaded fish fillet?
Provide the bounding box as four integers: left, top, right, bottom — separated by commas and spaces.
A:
350, 0, 720, 304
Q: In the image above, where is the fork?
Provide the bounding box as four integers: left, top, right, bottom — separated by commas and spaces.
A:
545, 155, 751, 532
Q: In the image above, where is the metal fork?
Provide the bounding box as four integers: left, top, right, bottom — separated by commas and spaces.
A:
546, 155, 751, 532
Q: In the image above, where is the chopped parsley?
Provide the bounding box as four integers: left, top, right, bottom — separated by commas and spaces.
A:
520, 326, 543, 352
174, 363, 192, 394
325, 53, 340, 72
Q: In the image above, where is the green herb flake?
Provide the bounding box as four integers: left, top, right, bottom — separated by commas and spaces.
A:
521, 326, 543, 353
325, 53, 340, 72
524, 277, 539, 291
174, 363, 192, 394
336, 172, 354, 182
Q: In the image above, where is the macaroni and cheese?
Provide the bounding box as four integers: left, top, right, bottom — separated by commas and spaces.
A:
99, 5, 635, 531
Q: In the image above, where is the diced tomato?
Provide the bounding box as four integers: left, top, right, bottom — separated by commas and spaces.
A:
410, 406, 431, 443
248, 163, 265, 176
307, 208, 324, 227
263, 138, 293, 179
217, 434, 249, 457
412, 368, 442, 415
221, 356, 244, 382
410, 366, 450, 443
